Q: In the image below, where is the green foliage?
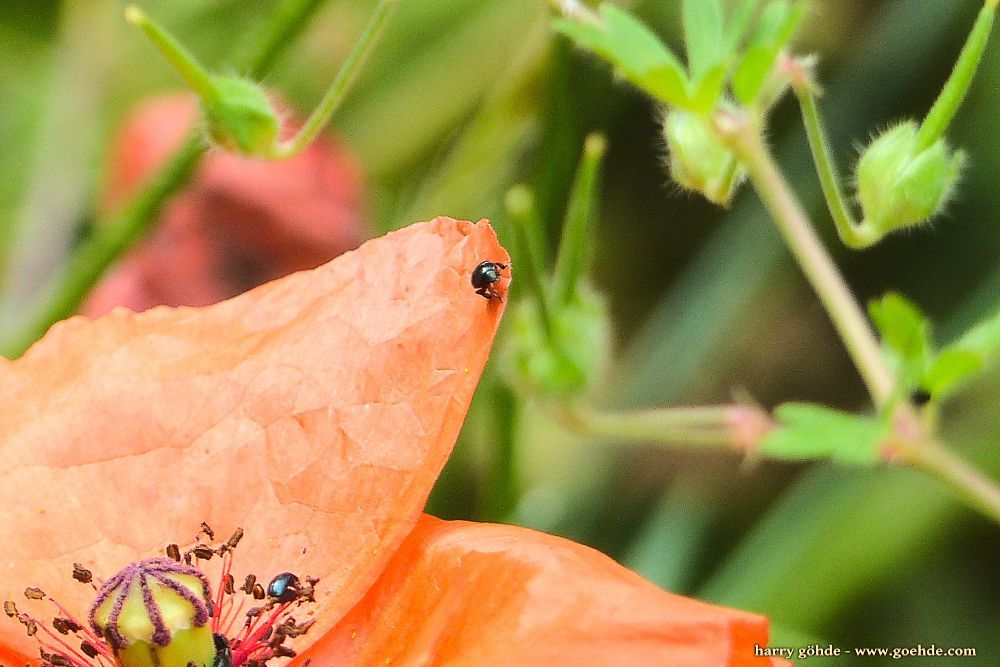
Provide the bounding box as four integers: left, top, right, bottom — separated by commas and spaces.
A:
682, 0, 725, 79
553, 5, 689, 107
868, 292, 931, 386
732, 1, 804, 105
554, 1, 806, 207
555, 1, 805, 114
869, 293, 1000, 401
760, 403, 887, 464
503, 281, 611, 398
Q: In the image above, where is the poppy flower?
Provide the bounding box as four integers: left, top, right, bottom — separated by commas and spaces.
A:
83, 93, 364, 315
1, 218, 786, 666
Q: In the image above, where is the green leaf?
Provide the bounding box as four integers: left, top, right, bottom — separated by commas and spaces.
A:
752, 0, 792, 46
947, 308, 1000, 360
868, 292, 931, 381
732, 0, 807, 104
682, 0, 725, 78
924, 307, 1000, 397
732, 45, 776, 105
724, 0, 763, 54
689, 63, 728, 112
923, 348, 982, 397
553, 6, 690, 106
760, 403, 886, 464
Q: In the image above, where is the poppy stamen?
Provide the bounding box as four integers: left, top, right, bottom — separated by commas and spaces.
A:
4, 526, 316, 667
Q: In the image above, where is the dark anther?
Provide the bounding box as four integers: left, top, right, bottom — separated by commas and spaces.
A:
80, 641, 99, 658
192, 545, 215, 561
23, 588, 45, 601
212, 633, 232, 667
246, 607, 262, 619
3, 601, 16, 617
166, 544, 181, 562
40, 650, 72, 667
225, 528, 244, 552
273, 646, 297, 659
200, 522, 216, 541
266, 573, 300, 603
21, 617, 38, 636
224, 574, 235, 595
71, 563, 93, 585
52, 618, 82, 635
252, 583, 265, 600
241, 574, 256, 595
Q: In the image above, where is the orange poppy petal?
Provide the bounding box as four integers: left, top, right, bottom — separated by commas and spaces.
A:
305, 515, 789, 667
0, 218, 508, 662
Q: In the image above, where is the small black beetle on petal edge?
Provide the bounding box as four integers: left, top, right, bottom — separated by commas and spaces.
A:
471, 261, 508, 301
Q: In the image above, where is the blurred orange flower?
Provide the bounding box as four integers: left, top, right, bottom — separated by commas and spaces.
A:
83, 93, 364, 315
1, 219, 784, 666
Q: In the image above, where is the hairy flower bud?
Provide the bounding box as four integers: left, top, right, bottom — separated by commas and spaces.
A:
856, 121, 965, 235
203, 77, 282, 157
663, 109, 746, 206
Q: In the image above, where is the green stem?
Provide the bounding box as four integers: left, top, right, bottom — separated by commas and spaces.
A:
241, 0, 330, 79
902, 440, 1000, 526
124, 6, 218, 102
270, 0, 400, 159
915, 1, 996, 151
482, 383, 521, 522
0, 136, 207, 358
717, 112, 895, 406
504, 186, 556, 338
794, 82, 880, 249
556, 403, 773, 450
553, 133, 606, 305
0, 0, 337, 359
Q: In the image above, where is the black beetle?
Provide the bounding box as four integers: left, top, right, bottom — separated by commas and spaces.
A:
266, 573, 300, 603
471, 261, 508, 301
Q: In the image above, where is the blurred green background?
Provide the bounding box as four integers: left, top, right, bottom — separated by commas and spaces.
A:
1, 1, 997, 664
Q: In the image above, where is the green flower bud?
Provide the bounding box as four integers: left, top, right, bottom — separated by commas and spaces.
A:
203, 77, 282, 157
504, 282, 611, 398
90, 558, 217, 667
126, 6, 281, 158
856, 121, 965, 235
663, 109, 746, 206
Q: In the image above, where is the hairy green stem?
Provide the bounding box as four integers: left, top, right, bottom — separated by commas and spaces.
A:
0, 0, 339, 359
902, 440, 1000, 526
719, 112, 1000, 525
915, 1, 996, 150
271, 0, 400, 158
556, 403, 773, 450
124, 6, 218, 101
793, 1, 995, 248
794, 83, 879, 249
717, 112, 895, 406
